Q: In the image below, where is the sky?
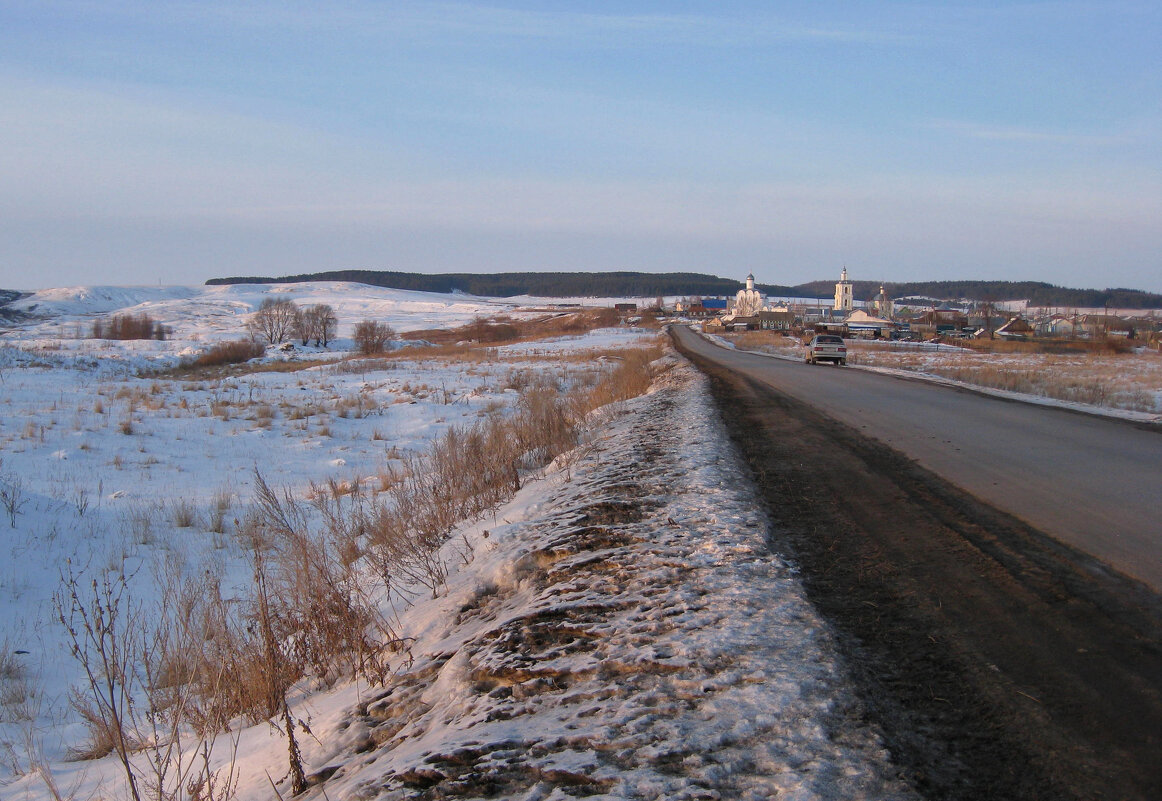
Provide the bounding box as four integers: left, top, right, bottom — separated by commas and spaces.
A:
1, 1, 1160, 293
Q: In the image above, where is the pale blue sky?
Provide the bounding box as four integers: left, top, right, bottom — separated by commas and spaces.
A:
1, 1, 1159, 292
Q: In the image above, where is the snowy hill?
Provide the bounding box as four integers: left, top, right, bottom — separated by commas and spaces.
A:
0, 282, 529, 373
8, 281, 520, 337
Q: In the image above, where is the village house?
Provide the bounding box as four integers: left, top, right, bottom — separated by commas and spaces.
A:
910, 306, 969, 337
1037, 314, 1078, 338
966, 306, 1009, 335
1077, 314, 1134, 338
674, 298, 712, 318
757, 309, 797, 331
843, 309, 898, 338
993, 316, 1035, 340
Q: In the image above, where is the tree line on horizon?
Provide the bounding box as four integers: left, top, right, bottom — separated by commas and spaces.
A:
204, 270, 1162, 309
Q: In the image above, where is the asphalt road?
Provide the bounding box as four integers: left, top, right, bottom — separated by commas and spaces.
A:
672, 325, 1162, 591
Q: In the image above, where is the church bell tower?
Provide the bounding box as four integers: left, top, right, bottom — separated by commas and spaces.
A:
834, 266, 853, 313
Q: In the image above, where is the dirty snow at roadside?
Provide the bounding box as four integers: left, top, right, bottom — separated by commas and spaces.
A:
244, 359, 916, 800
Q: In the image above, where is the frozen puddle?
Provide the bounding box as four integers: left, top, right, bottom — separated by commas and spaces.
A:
303, 359, 917, 801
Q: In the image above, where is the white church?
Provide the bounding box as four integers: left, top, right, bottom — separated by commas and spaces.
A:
733, 273, 766, 317
834, 266, 854, 313
716, 267, 897, 333
835, 267, 900, 336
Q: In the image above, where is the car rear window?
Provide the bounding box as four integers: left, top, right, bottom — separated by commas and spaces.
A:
816, 336, 843, 344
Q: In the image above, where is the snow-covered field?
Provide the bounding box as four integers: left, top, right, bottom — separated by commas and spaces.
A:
0, 283, 912, 799
2, 283, 528, 373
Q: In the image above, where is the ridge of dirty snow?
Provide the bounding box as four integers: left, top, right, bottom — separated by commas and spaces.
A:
277, 359, 917, 801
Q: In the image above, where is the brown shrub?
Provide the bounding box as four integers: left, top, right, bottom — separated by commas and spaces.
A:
91, 313, 168, 341
190, 339, 266, 367
364, 344, 660, 600
585, 346, 662, 409
353, 320, 396, 355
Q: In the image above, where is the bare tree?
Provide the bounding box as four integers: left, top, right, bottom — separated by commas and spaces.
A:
246, 299, 300, 345
0, 465, 27, 527
297, 304, 338, 347
295, 309, 313, 347
55, 556, 243, 801
352, 320, 395, 355
56, 565, 145, 800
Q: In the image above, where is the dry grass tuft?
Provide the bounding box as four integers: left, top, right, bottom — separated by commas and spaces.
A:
171, 499, 198, 528
401, 308, 622, 348
189, 338, 267, 368
847, 342, 1162, 413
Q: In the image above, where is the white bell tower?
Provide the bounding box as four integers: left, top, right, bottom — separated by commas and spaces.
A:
834, 266, 853, 313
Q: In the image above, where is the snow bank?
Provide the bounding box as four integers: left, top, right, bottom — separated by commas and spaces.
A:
259, 359, 916, 801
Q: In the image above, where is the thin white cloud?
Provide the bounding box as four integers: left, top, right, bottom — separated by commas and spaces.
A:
394, 4, 913, 47
926, 118, 1130, 147
40, 0, 910, 49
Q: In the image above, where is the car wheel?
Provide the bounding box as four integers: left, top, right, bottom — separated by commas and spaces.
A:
840, 359, 846, 366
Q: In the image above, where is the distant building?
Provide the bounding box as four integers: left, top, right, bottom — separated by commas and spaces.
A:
967, 305, 1008, 335
723, 316, 759, 331
733, 273, 766, 317
1037, 314, 1077, 338
994, 316, 1034, 340
844, 309, 898, 338
833, 267, 854, 313
870, 284, 893, 319
912, 307, 969, 336
675, 298, 711, 318
1078, 314, 1134, 338
757, 310, 796, 331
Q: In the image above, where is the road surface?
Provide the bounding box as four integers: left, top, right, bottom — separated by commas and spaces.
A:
673, 324, 1162, 800
672, 324, 1162, 590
